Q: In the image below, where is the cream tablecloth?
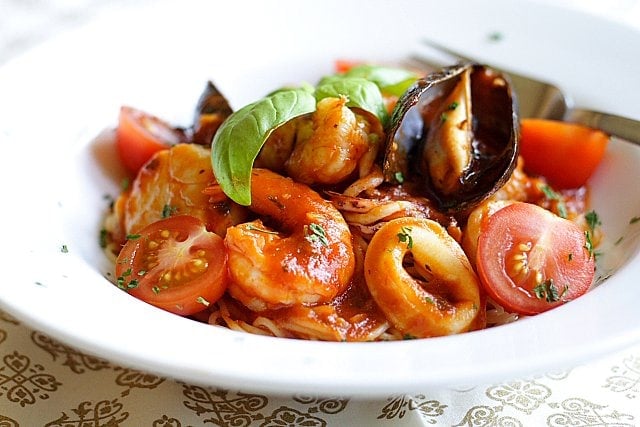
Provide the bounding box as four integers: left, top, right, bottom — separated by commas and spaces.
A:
1, 0, 640, 425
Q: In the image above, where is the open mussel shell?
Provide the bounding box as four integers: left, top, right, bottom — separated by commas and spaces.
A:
382, 63, 519, 212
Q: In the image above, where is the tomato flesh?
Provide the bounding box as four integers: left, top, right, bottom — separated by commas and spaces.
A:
519, 119, 609, 189
116, 106, 185, 174
115, 215, 228, 316
476, 202, 595, 315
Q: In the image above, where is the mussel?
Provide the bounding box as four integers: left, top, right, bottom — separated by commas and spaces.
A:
192, 81, 234, 146
382, 63, 519, 212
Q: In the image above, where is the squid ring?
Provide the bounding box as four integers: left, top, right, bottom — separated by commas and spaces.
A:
364, 217, 481, 338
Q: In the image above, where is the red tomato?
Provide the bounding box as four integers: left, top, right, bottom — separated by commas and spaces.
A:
476, 202, 595, 315
519, 119, 609, 189
115, 215, 228, 316
116, 106, 185, 174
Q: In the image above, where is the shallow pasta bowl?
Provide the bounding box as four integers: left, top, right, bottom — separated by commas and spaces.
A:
0, 0, 639, 397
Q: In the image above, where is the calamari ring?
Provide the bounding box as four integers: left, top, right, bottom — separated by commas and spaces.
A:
364, 217, 481, 338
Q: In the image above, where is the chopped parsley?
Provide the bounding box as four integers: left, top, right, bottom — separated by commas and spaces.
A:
539, 184, 567, 218
116, 268, 139, 291
488, 31, 504, 42
394, 171, 405, 184
304, 223, 329, 246
585, 210, 601, 231
584, 230, 596, 259
99, 228, 108, 249
162, 204, 178, 218
397, 226, 413, 249
533, 279, 567, 303
60, 244, 69, 253
120, 177, 130, 191
126, 234, 141, 240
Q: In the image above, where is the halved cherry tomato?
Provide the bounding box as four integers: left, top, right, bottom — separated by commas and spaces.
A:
519, 119, 609, 189
116, 106, 186, 174
476, 202, 595, 315
115, 215, 228, 316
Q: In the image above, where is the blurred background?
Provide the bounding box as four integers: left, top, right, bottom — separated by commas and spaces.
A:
1, 0, 639, 67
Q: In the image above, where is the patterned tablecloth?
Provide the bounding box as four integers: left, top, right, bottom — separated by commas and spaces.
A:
1, 0, 640, 425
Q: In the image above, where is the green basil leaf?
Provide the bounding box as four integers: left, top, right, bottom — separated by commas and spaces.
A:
316, 76, 389, 125
211, 88, 316, 205
343, 64, 419, 96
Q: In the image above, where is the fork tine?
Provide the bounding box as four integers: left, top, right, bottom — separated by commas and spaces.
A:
414, 39, 570, 120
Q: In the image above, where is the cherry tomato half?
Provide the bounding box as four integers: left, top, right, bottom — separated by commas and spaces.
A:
116, 106, 186, 174
476, 202, 595, 315
519, 119, 609, 189
115, 215, 228, 316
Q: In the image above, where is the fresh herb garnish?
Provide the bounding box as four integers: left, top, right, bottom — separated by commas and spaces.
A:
315, 76, 389, 125
533, 279, 566, 302
116, 268, 139, 291
339, 64, 419, 97
584, 230, 596, 259
397, 226, 413, 249
539, 184, 567, 218
211, 87, 316, 206
585, 210, 601, 231
162, 204, 178, 218
304, 223, 329, 246
99, 229, 108, 249
60, 244, 69, 253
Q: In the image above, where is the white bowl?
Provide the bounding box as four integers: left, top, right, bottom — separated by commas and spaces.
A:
1, 0, 639, 397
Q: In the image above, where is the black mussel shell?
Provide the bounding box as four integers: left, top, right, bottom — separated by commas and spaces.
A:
382, 63, 519, 212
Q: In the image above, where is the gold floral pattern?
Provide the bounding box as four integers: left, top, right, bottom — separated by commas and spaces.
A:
604, 354, 640, 399
377, 394, 447, 422
0, 351, 61, 407
113, 367, 165, 396
453, 405, 522, 427
0, 309, 639, 425
547, 397, 635, 426
182, 386, 269, 425
152, 415, 183, 427
31, 331, 111, 374
0, 415, 20, 427
486, 379, 551, 413
261, 406, 326, 427
44, 399, 129, 427
292, 395, 349, 415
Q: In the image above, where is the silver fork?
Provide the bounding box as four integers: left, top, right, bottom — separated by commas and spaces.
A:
411, 39, 640, 145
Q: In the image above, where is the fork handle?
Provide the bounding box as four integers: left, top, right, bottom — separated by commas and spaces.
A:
567, 109, 640, 145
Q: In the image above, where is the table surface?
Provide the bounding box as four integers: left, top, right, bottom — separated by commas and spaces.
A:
1, 0, 640, 425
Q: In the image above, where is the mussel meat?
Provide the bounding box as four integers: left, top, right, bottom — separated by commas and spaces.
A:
382, 63, 519, 212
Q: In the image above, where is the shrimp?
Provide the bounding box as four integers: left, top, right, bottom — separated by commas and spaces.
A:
224, 168, 356, 311
284, 96, 383, 185
106, 143, 248, 245
364, 217, 481, 338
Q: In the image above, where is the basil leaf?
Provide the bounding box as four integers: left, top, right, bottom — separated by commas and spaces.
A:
211, 88, 316, 205
316, 76, 389, 125
343, 64, 419, 96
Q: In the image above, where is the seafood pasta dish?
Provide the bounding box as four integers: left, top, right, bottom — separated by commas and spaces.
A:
102, 62, 608, 341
